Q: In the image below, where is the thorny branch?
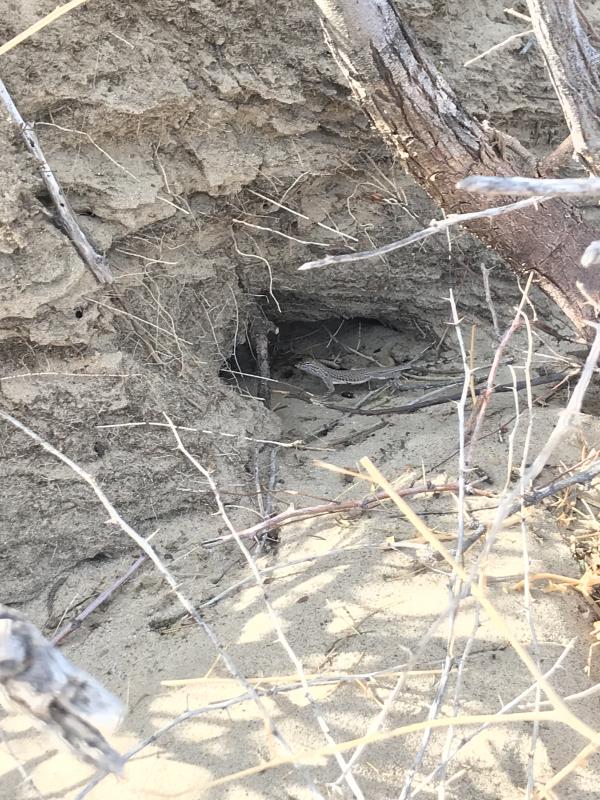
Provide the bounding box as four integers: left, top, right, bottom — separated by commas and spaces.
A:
298, 196, 550, 271
465, 273, 535, 466
164, 414, 363, 798
203, 448, 600, 552
202, 482, 464, 547
0, 409, 326, 800
396, 291, 474, 799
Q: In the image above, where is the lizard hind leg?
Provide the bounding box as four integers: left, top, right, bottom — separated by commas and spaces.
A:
323, 379, 335, 397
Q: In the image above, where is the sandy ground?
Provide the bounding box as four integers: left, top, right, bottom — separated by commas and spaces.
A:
3, 2, 600, 799
3, 318, 600, 799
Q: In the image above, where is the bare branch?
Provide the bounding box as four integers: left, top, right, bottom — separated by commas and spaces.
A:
313, 0, 600, 332
0, 409, 323, 800
396, 290, 473, 799
507, 456, 600, 516
526, 0, 600, 171
51, 556, 147, 646
459, 174, 600, 195
299, 196, 548, 271
202, 481, 463, 547
0, 80, 113, 283
582, 240, 600, 267
466, 273, 534, 466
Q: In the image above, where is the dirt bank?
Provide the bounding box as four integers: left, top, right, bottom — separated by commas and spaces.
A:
1, 2, 599, 798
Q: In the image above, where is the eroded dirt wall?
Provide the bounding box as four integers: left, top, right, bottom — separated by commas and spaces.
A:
0, 0, 580, 596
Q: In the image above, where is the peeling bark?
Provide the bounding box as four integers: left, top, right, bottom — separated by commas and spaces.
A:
314, 0, 600, 336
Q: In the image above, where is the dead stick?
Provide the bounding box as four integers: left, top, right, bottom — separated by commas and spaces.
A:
466, 273, 534, 463
459, 175, 600, 195
203, 482, 464, 546
320, 372, 568, 416
506, 458, 600, 517
51, 555, 147, 646
206, 452, 600, 550
0, 78, 113, 283
0, 1, 89, 57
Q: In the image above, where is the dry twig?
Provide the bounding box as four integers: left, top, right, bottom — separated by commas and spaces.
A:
396, 291, 473, 798
0, 409, 324, 800
465, 272, 534, 465
164, 414, 365, 797
298, 196, 550, 271
0, 80, 112, 283
51, 556, 147, 646
203, 482, 463, 546
0, 0, 88, 56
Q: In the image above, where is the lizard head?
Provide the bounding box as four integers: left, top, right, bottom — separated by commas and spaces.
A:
296, 360, 320, 377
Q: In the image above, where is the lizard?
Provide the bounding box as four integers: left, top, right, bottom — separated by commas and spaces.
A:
296, 352, 429, 395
